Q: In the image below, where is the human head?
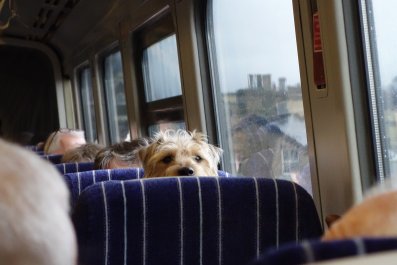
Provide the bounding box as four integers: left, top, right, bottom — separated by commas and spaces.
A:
0, 139, 77, 265
61, 143, 104, 163
44, 128, 86, 155
94, 139, 147, 169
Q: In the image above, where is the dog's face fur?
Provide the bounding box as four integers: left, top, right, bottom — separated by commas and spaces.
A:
138, 130, 223, 178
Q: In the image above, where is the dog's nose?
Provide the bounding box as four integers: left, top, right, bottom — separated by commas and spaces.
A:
178, 167, 194, 176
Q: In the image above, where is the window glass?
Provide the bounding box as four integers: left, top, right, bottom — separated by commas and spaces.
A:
208, 0, 311, 194
360, 0, 397, 181
78, 67, 97, 142
103, 50, 129, 143
142, 34, 182, 102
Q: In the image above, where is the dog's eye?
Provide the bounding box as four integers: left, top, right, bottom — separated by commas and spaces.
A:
194, 155, 203, 162
162, 155, 173, 164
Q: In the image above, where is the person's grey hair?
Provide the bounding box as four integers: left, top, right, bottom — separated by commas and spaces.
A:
61, 143, 104, 163
44, 128, 85, 154
94, 138, 148, 169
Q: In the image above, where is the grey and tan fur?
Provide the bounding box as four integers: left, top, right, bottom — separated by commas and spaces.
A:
138, 129, 223, 178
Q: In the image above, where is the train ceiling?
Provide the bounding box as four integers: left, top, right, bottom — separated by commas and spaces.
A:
0, 0, 121, 58
0, 0, 81, 41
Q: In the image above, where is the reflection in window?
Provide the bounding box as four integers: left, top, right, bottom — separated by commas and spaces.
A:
78, 67, 97, 142
142, 34, 182, 102
103, 51, 129, 143
360, 0, 397, 181
208, 0, 311, 194
283, 149, 299, 174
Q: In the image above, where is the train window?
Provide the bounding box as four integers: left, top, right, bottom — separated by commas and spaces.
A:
360, 0, 397, 181
101, 50, 129, 143
142, 35, 182, 102
77, 66, 97, 142
207, 0, 311, 193
133, 14, 185, 136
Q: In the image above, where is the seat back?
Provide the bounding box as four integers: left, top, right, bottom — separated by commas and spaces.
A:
41, 154, 63, 164
55, 162, 95, 174
73, 177, 322, 265
64, 168, 144, 207
65, 169, 231, 207
249, 237, 397, 265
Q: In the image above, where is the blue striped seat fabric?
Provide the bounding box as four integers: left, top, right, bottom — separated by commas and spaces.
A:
65, 169, 232, 207
55, 162, 95, 174
64, 168, 144, 207
73, 177, 322, 265
40, 154, 63, 164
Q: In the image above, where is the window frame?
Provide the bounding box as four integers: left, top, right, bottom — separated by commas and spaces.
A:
356, 0, 389, 185
131, 13, 185, 136
203, 0, 234, 171
98, 46, 130, 144
74, 63, 97, 142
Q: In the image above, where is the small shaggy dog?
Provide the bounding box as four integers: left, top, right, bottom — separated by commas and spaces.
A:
138, 129, 223, 178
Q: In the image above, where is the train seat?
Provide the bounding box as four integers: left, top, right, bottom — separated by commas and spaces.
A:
55, 162, 95, 174
65, 169, 232, 207
72, 177, 322, 265
64, 168, 144, 207
248, 237, 397, 265
40, 154, 63, 164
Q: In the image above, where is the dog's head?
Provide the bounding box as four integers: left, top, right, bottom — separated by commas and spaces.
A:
138, 129, 223, 178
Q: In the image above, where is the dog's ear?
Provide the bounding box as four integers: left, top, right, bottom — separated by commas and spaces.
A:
135, 138, 150, 163
208, 144, 223, 165
154, 131, 166, 144
138, 133, 163, 165
137, 145, 150, 165
190, 130, 208, 143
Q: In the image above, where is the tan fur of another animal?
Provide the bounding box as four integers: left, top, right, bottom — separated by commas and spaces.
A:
323, 190, 397, 240
0, 139, 77, 265
138, 129, 223, 178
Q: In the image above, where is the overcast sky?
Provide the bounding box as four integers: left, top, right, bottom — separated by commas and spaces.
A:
211, 0, 397, 92
372, 0, 397, 87
212, 0, 300, 92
